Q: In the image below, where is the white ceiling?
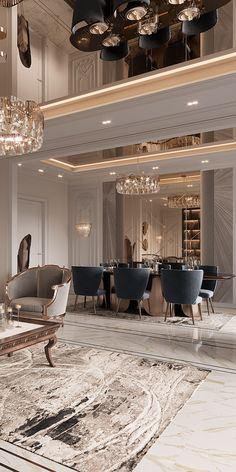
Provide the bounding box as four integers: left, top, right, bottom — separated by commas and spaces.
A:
23, 0, 74, 53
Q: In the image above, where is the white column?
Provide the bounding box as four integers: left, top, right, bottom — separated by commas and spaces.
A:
0, 160, 17, 300
0, 6, 17, 96
200, 170, 214, 265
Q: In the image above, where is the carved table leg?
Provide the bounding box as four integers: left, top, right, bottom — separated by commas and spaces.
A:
44, 336, 57, 367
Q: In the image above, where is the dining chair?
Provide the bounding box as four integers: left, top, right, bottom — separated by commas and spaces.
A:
161, 269, 203, 325
198, 265, 219, 315
169, 262, 188, 270
72, 266, 106, 314
113, 268, 150, 319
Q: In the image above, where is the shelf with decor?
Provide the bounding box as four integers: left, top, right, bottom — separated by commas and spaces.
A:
182, 208, 200, 259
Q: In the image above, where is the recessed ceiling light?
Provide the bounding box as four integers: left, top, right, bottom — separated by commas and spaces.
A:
187, 100, 199, 106
38, 169, 44, 173
201, 160, 209, 163
152, 166, 159, 170
163, 203, 167, 207
109, 171, 116, 175
17, 163, 22, 167
102, 120, 112, 125
58, 174, 63, 178
149, 199, 153, 202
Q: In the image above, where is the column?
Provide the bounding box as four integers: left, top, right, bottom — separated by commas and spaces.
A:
200, 170, 214, 265
0, 6, 17, 96
0, 160, 18, 300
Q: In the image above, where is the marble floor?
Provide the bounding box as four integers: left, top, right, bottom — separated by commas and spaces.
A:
1, 306, 236, 471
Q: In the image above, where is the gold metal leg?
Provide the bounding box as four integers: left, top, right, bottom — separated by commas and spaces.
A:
198, 303, 203, 321
138, 300, 142, 319
92, 296, 96, 314
73, 295, 78, 311
190, 305, 195, 325
206, 299, 210, 316
209, 297, 215, 313
165, 302, 169, 321
115, 298, 121, 315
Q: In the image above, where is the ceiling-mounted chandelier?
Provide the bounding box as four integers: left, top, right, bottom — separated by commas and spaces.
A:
0, 97, 44, 157
168, 195, 200, 208
70, 0, 230, 60
116, 173, 160, 195
0, 0, 23, 6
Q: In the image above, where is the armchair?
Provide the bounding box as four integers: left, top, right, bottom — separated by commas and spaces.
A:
6, 265, 71, 323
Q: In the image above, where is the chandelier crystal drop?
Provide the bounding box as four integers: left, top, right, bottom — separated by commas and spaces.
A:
116, 174, 160, 195
178, 6, 201, 22
89, 22, 109, 35
168, 195, 200, 208
102, 34, 121, 47
0, 96, 44, 157
0, 0, 23, 6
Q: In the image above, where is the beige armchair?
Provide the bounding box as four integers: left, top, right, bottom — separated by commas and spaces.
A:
6, 265, 71, 323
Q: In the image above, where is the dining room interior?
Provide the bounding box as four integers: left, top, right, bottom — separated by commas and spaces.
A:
1, 0, 236, 471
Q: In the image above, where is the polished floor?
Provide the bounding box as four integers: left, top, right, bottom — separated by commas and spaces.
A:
1, 304, 236, 471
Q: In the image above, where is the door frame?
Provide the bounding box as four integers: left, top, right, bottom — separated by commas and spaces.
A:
18, 195, 48, 266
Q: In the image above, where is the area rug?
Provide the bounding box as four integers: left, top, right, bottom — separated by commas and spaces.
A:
67, 306, 234, 331
0, 344, 207, 472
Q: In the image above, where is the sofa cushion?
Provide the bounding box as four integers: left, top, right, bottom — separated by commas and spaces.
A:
37, 266, 63, 299
11, 297, 50, 313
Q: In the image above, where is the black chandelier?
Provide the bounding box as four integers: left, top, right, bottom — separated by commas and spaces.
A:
70, 0, 231, 61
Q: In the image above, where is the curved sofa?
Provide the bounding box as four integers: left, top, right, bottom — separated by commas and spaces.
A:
6, 265, 71, 322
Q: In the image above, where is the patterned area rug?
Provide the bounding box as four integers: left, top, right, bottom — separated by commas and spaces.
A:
67, 305, 234, 331
0, 344, 207, 472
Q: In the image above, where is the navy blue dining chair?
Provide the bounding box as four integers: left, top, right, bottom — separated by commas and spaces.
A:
198, 265, 219, 315
72, 266, 106, 314
161, 269, 203, 325
113, 268, 150, 319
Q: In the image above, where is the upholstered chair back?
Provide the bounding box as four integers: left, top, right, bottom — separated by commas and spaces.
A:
114, 268, 150, 300
72, 266, 104, 296
161, 269, 203, 305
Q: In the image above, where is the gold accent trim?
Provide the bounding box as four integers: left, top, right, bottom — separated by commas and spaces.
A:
41, 51, 236, 120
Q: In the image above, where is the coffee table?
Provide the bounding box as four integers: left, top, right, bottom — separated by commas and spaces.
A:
0, 318, 60, 367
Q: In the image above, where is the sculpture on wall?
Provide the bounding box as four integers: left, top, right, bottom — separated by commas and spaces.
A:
142, 221, 149, 251
124, 236, 136, 263
17, 234, 32, 272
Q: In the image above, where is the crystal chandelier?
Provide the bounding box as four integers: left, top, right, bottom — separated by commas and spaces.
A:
0, 96, 44, 157
178, 3, 200, 22
168, 195, 200, 208
116, 174, 160, 195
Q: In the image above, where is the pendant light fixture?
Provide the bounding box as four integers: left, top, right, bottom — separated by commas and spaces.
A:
139, 26, 170, 49
102, 34, 121, 47
182, 9, 218, 35
100, 40, 128, 61
168, 0, 185, 3
71, 0, 106, 34
89, 22, 109, 35
113, 0, 150, 21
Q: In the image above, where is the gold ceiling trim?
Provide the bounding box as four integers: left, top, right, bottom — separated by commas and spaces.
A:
41, 50, 236, 120
44, 141, 236, 173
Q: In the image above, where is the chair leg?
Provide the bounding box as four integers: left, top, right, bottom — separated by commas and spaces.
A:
165, 302, 169, 321
206, 299, 210, 316
209, 297, 215, 314
84, 296, 87, 308
92, 296, 96, 314
104, 294, 107, 309
138, 300, 142, 320
190, 305, 195, 325
147, 297, 151, 314
170, 303, 174, 317
73, 295, 78, 311
198, 303, 203, 321
115, 298, 121, 315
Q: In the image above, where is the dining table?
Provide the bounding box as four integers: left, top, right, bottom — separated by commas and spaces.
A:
101, 269, 236, 317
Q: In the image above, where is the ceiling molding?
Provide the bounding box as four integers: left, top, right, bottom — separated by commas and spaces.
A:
41, 50, 236, 120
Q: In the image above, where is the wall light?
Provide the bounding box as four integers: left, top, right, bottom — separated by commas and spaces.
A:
75, 223, 92, 238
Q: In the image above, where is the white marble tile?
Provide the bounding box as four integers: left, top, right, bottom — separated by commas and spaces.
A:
133, 370, 236, 471
59, 317, 236, 373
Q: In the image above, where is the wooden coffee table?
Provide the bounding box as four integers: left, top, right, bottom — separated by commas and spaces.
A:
0, 318, 60, 367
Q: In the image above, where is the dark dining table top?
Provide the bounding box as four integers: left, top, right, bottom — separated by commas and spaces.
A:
103, 269, 236, 280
